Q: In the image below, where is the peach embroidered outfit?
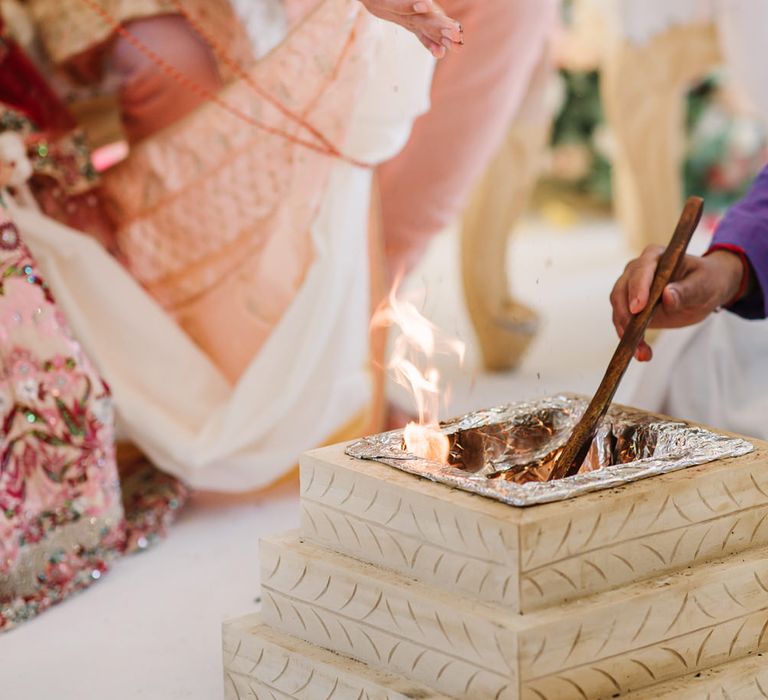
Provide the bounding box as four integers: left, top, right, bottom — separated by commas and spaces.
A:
28, 0, 265, 382
13, 0, 434, 491
99, 6, 373, 382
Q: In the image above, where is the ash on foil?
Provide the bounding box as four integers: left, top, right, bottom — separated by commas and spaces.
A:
345, 395, 754, 506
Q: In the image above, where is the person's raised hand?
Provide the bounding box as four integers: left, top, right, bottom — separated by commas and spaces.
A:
609, 245, 747, 362
358, 0, 463, 58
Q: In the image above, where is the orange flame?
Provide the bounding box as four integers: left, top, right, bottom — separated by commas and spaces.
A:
403, 421, 451, 464
372, 278, 465, 463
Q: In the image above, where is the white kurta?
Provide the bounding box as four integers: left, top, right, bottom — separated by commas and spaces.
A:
630, 312, 768, 441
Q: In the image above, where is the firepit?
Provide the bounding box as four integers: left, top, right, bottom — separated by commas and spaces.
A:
224, 398, 768, 700
346, 394, 753, 505
224, 198, 768, 697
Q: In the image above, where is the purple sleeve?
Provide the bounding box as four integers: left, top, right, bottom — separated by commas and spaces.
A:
710, 165, 768, 319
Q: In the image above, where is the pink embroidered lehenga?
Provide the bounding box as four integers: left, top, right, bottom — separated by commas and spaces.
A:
0, 198, 186, 630
0, 20, 193, 630
0, 202, 124, 629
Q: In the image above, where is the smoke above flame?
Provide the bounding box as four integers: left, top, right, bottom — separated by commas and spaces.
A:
372, 278, 465, 463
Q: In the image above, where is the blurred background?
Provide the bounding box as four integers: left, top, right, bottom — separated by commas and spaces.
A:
393, 0, 768, 422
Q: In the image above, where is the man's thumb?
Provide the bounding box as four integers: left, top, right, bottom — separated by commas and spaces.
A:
663, 284, 682, 312
664, 270, 709, 312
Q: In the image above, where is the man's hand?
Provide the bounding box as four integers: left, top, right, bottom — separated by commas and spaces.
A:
610, 246, 746, 361
358, 0, 463, 58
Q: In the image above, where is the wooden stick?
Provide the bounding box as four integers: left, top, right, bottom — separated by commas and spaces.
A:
548, 196, 704, 481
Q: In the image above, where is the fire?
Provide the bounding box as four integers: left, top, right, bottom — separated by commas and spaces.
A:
403, 421, 450, 463
372, 278, 465, 463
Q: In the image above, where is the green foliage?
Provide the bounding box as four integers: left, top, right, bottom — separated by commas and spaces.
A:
548, 69, 766, 211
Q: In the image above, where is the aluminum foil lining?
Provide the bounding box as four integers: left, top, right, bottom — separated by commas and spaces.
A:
345, 394, 754, 507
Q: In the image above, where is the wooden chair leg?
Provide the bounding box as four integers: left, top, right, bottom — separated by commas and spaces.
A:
460, 55, 550, 372
601, 22, 721, 252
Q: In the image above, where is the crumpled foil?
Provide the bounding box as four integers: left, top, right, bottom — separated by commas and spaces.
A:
345, 395, 754, 507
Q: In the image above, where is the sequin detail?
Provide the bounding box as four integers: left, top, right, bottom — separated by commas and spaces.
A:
0, 222, 19, 250
0, 206, 187, 633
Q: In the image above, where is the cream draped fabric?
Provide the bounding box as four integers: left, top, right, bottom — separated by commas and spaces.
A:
7, 18, 433, 492
630, 313, 768, 442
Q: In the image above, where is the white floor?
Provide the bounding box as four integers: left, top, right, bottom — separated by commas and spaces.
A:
0, 214, 656, 699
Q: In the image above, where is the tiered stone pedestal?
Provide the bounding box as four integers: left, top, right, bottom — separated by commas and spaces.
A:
223, 430, 768, 699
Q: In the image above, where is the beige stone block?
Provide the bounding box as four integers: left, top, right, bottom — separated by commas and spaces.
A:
300, 439, 768, 613
623, 652, 768, 699
261, 533, 518, 699
261, 532, 768, 700
301, 443, 520, 609
223, 612, 449, 700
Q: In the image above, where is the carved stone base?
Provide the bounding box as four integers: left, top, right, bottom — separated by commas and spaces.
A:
223, 613, 448, 700
223, 419, 768, 699
622, 653, 768, 699
222, 618, 768, 700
